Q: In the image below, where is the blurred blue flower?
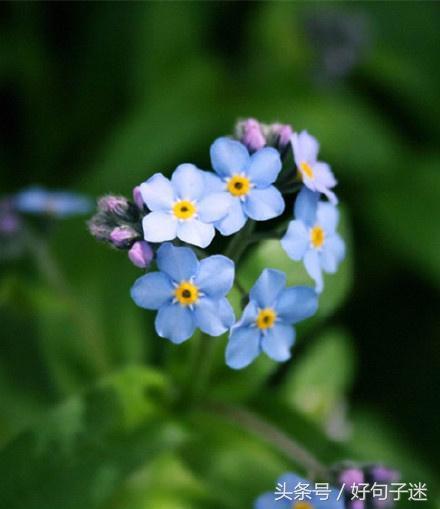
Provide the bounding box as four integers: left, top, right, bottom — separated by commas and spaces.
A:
255, 472, 344, 509
14, 187, 92, 217
291, 131, 338, 204
131, 243, 235, 344
140, 164, 231, 248
281, 188, 345, 293
205, 137, 285, 235
226, 269, 317, 369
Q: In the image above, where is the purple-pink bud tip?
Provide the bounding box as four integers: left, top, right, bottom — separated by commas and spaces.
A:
272, 123, 293, 147
241, 118, 266, 152
132, 186, 144, 210
128, 241, 153, 268
110, 226, 137, 248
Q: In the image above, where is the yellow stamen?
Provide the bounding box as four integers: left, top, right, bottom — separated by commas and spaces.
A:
293, 502, 314, 509
310, 225, 325, 249
172, 200, 196, 220
226, 175, 251, 197
256, 308, 277, 330
299, 161, 314, 180
174, 281, 199, 306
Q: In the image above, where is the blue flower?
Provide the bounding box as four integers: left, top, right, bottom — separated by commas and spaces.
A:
204, 137, 285, 235
14, 187, 92, 217
281, 188, 345, 293
140, 164, 231, 248
130, 243, 235, 344
225, 269, 318, 369
255, 472, 344, 509
291, 131, 338, 205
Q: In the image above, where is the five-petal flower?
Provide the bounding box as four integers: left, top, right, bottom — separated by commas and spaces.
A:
281, 188, 345, 293
140, 164, 231, 248
291, 130, 338, 204
131, 243, 235, 344
225, 268, 318, 369
204, 137, 285, 235
255, 472, 344, 509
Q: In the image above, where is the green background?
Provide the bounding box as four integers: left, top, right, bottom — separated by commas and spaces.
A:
0, 2, 439, 508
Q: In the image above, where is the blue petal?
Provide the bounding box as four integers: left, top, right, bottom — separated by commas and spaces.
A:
130, 272, 173, 310
261, 324, 295, 362
254, 492, 290, 509
312, 487, 345, 509
195, 255, 234, 298
320, 234, 345, 273
292, 130, 319, 166
155, 303, 195, 343
198, 192, 232, 223
201, 170, 225, 193
294, 187, 319, 226
275, 286, 318, 324
215, 197, 247, 236
236, 300, 259, 327
246, 147, 282, 187
250, 268, 286, 308
304, 249, 323, 293
194, 297, 235, 336
280, 220, 309, 261
317, 202, 339, 233
171, 163, 204, 201
225, 325, 261, 369
140, 173, 175, 211
156, 243, 199, 283
244, 186, 285, 221
142, 211, 177, 243
177, 219, 215, 248
210, 137, 249, 178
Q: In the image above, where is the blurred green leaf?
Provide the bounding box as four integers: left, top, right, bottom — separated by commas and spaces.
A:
0, 366, 184, 509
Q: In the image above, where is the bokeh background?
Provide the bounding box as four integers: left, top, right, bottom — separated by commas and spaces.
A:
0, 2, 439, 509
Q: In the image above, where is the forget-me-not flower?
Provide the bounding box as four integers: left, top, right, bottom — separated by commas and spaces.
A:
204, 137, 285, 235
291, 130, 338, 204
131, 243, 235, 344
140, 164, 231, 248
14, 187, 92, 217
225, 269, 318, 369
255, 472, 344, 509
281, 188, 345, 293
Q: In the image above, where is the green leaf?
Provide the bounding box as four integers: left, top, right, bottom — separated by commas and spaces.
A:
0, 366, 184, 509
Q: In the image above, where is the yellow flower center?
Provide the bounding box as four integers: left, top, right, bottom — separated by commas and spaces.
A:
226, 175, 251, 197
256, 308, 277, 330
293, 503, 313, 509
299, 161, 315, 180
310, 225, 325, 249
174, 281, 199, 306
172, 200, 197, 220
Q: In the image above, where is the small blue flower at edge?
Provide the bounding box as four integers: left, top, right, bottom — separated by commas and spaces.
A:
131, 243, 235, 344
281, 187, 345, 293
255, 472, 344, 509
14, 187, 92, 217
203, 137, 285, 236
225, 268, 318, 369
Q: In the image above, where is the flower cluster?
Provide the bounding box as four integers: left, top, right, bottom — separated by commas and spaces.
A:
89, 118, 346, 369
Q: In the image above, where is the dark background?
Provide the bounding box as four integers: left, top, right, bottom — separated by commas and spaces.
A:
0, 2, 439, 508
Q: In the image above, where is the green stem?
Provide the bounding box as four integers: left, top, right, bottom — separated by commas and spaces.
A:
207, 402, 328, 480
25, 227, 109, 376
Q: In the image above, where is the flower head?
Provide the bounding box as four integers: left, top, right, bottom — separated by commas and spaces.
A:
291, 131, 338, 204
131, 243, 235, 344
255, 472, 344, 509
140, 164, 231, 248
226, 269, 318, 369
281, 188, 345, 293
14, 187, 92, 217
205, 138, 285, 236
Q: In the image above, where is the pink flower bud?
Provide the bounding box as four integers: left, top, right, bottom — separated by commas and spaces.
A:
132, 186, 144, 210
271, 123, 293, 147
110, 226, 138, 248
241, 118, 266, 152
128, 241, 153, 268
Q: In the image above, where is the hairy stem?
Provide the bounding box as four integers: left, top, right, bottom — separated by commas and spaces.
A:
207, 402, 329, 480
